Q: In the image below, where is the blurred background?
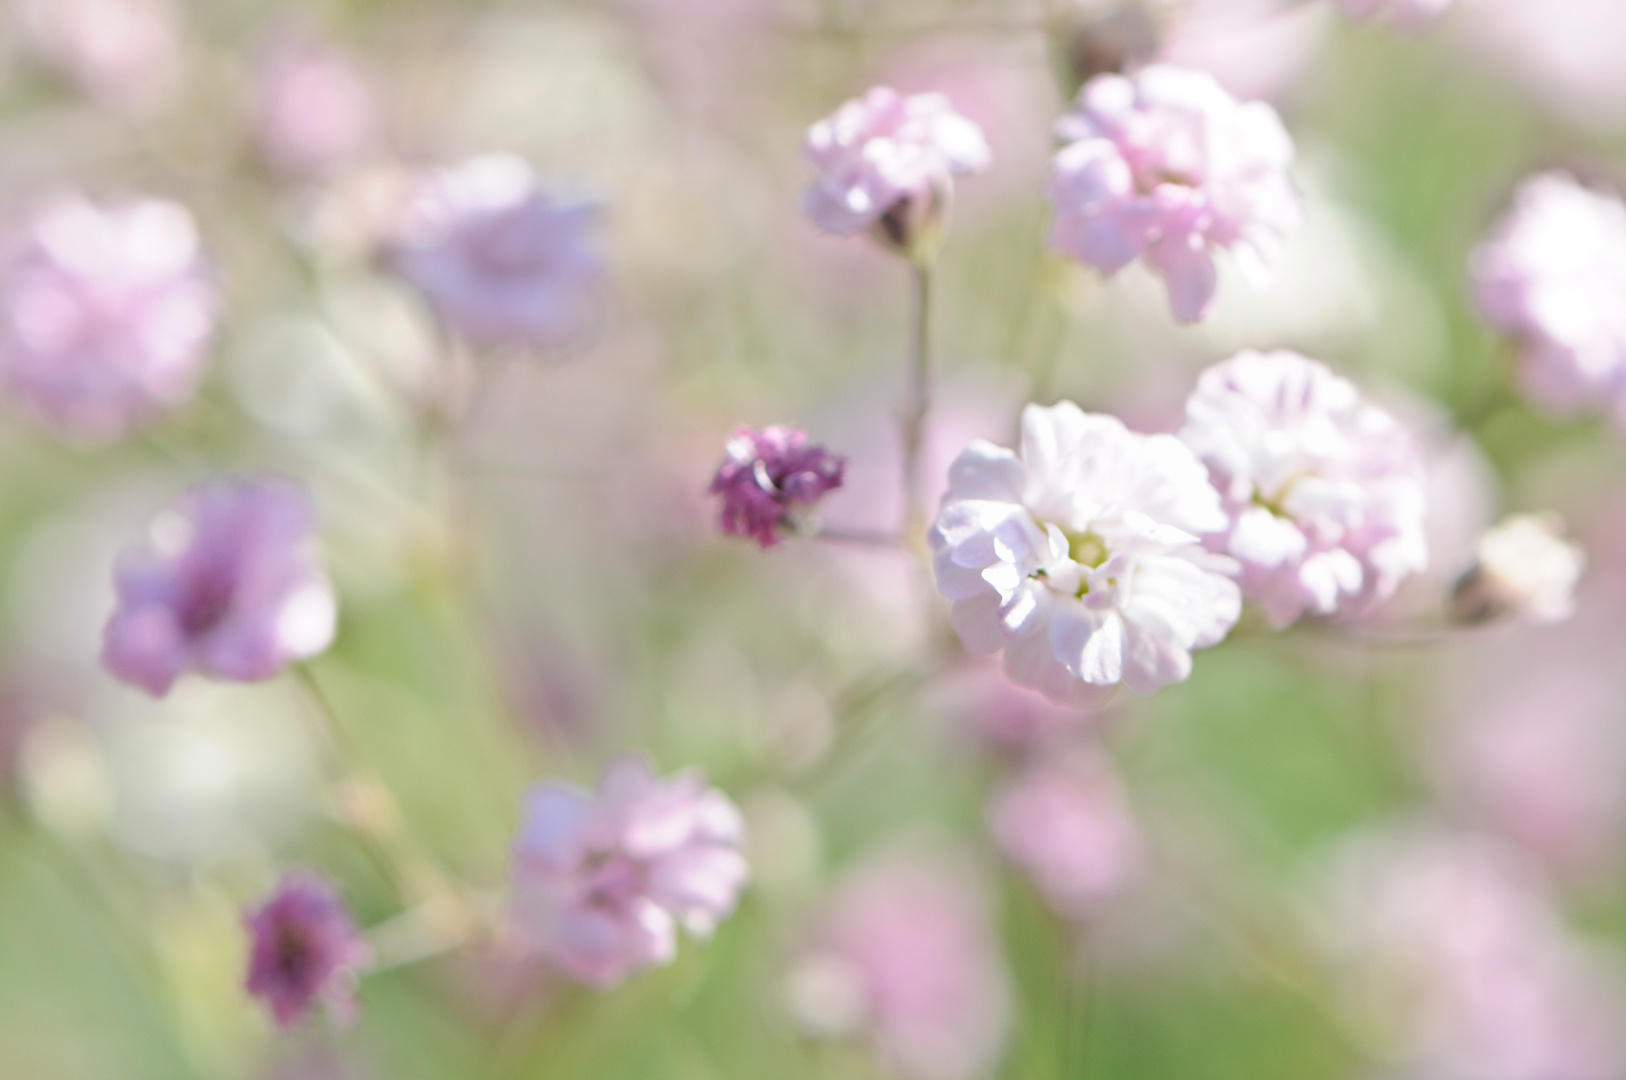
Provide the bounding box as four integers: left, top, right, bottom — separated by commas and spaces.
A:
3, 0, 1626, 1077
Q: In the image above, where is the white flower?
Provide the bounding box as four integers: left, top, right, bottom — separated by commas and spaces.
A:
1452, 513, 1584, 626
1177, 350, 1427, 628
929, 402, 1240, 706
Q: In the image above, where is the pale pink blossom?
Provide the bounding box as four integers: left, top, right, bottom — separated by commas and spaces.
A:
252, 32, 377, 180
244, 872, 369, 1028
1333, 0, 1453, 32
1177, 350, 1427, 627
1048, 64, 1299, 324
0, 195, 216, 441
988, 750, 1143, 918
19, 0, 180, 108
1314, 825, 1626, 1080
1451, 513, 1584, 626
708, 425, 845, 548
387, 156, 603, 350
509, 756, 748, 988
930, 401, 1240, 706
101, 476, 338, 697
801, 87, 991, 246
1471, 173, 1626, 428
785, 850, 1010, 1080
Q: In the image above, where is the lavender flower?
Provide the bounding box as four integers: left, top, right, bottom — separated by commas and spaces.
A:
387, 155, 603, 350
801, 87, 991, 254
244, 872, 369, 1028
101, 476, 337, 697
1048, 64, 1300, 324
930, 401, 1240, 706
709, 425, 846, 548
509, 756, 749, 988
1177, 350, 1428, 627
1471, 172, 1626, 428
0, 195, 216, 441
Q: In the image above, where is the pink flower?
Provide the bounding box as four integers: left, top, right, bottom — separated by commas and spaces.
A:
387, 156, 603, 350
1177, 350, 1427, 627
988, 750, 1143, 919
801, 87, 991, 247
708, 425, 846, 548
1471, 173, 1626, 428
786, 850, 1010, 1080
1048, 64, 1300, 324
18, 0, 180, 109
1333, 0, 1453, 31
509, 756, 748, 988
244, 872, 369, 1028
930, 402, 1240, 706
101, 476, 338, 697
1314, 825, 1626, 1080
0, 195, 216, 442
252, 31, 377, 180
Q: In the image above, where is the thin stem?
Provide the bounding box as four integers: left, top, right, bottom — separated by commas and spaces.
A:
901, 258, 934, 544
811, 524, 905, 549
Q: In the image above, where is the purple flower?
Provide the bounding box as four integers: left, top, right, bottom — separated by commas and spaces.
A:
244, 872, 369, 1028
252, 31, 377, 181
0, 195, 216, 441
988, 750, 1143, 919
101, 476, 337, 697
386, 156, 603, 350
708, 425, 846, 548
801, 87, 991, 251
509, 756, 749, 988
1471, 172, 1626, 428
1048, 64, 1300, 324
1177, 350, 1428, 627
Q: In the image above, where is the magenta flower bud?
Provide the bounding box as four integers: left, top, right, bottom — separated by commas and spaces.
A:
0, 195, 217, 442
1048, 65, 1300, 324
801, 87, 991, 257
509, 756, 749, 988
386, 156, 603, 351
101, 475, 338, 697
244, 872, 370, 1028
709, 425, 846, 548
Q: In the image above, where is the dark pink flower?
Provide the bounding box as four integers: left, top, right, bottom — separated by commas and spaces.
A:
509, 756, 748, 988
244, 872, 369, 1028
0, 195, 216, 441
708, 425, 845, 548
101, 476, 337, 697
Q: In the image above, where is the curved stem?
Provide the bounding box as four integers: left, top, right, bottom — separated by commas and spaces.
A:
901, 259, 934, 544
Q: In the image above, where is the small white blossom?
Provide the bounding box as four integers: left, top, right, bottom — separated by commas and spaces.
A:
1452, 513, 1584, 626
930, 402, 1240, 706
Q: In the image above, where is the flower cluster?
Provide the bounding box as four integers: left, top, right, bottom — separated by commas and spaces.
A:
1472, 172, 1626, 428
244, 872, 370, 1028
509, 756, 749, 987
709, 425, 846, 548
1048, 65, 1300, 324
1177, 350, 1428, 628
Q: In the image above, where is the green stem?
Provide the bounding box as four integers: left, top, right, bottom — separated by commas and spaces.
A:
902, 258, 934, 543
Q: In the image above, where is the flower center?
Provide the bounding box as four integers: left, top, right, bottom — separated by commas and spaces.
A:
1068, 530, 1109, 569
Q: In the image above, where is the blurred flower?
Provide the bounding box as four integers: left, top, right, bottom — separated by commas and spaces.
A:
252, 31, 378, 181
101, 476, 337, 697
386, 156, 603, 350
1177, 350, 1428, 628
509, 756, 748, 988
930, 402, 1240, 706
709, 425, 845, 549
988, 749, 1143, 919
785, 848, 1010, 1080
1312, 824, 1626, 1080
0, 195, 216, 442
800, 87, 991, 255
1048, 64, 1300, 324
1451, 513, 1584, 627
1332, 0, 1452, 32
244, 872, 369, 1028
18, 0, 180, 108
1471, 173, 1626, 429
